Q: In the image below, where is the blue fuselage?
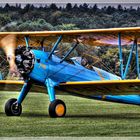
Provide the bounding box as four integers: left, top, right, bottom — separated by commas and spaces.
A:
29, 50, 119, 84
28, 50, 140, 105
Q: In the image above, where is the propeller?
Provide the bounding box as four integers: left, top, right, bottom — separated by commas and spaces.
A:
0, 34, 17, 75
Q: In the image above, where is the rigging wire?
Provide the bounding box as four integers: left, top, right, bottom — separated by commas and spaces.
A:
83, 52, 117, 75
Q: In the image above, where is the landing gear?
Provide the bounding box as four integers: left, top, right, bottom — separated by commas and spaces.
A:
49, 99, 66, 117
45, 79, 66, 117
4, 80, 32, 116
5, 98, 22, 116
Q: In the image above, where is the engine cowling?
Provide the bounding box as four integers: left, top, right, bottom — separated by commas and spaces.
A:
15, 46, 34, 76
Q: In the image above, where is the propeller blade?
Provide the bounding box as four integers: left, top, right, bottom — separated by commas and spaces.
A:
0, 34, 17, 74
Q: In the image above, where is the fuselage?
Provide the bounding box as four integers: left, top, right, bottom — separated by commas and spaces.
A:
26, 50, 140, 105
29, 50, 120, 84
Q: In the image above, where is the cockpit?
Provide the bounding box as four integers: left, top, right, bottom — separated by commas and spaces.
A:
69, 57, 93, 70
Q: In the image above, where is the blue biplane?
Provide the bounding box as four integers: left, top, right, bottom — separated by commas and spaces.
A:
1, 27, 140, 117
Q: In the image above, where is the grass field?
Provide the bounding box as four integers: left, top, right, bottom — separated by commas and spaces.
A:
1, 91, 140, 137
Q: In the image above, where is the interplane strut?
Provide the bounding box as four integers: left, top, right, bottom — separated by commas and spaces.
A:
118, 33, 139, 79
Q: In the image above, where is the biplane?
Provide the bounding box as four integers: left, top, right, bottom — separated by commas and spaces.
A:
1, 27, 140, 117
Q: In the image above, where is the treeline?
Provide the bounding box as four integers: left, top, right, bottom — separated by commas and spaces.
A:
0, 3, 140, 31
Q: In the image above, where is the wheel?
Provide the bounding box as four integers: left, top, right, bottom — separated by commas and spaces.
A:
49, 99, 66, 118
5, 98, 22, 116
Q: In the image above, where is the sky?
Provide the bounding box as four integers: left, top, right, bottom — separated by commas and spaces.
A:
0, 0, 140, 3
0, 0, 140, 9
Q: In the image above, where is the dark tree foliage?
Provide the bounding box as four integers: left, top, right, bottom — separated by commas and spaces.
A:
92, 4, 98, 12
49, 3, 58, 11
0, 3, 136, 30
66, 3, 72, 11
118, 4, 123, 12
106, 6, 115, 14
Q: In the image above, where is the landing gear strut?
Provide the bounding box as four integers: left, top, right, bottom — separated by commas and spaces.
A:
45, 79, 66, 117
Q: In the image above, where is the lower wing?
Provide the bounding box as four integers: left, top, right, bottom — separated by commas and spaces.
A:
0, 80, 24, 91
0, 80, 46, 93
59, 80, 140, 96
1, 79, 140, 95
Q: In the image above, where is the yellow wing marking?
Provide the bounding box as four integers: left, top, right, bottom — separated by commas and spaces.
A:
60, 79, 140, 85
0, 80, 24, 85
0, 27, 139, 35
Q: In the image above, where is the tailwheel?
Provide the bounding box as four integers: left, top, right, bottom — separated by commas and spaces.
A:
49, 99, 66, 118
5, 98, 22, 116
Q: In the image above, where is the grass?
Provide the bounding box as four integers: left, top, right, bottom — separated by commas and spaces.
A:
1, 91, 140, 137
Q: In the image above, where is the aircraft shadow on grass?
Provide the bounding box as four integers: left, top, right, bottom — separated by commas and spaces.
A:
3, 112, 140, 120
1, 111, 140, 120
65, 113, 140, 120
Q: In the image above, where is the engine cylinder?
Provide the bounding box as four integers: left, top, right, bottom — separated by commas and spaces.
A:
15, 46, 34, 76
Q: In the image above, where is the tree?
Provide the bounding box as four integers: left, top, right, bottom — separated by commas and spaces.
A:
16, 19, 54, 31
82, 3, 89, 11
66, 3, 72, 11
106, 6, 115, 14
49, 3, 58, 11
55, 24, 79, 30
73, 4, 79, 11
118, 4, 123, 12
92, 4, 98, 12
0, 14, 11, 26
4, 3, 10, 11
24, 4, 31, 12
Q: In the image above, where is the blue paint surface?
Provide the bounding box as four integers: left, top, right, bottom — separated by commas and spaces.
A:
0, 71, 2, 80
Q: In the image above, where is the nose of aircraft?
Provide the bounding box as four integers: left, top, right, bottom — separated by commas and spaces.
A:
15, 46, 35, 76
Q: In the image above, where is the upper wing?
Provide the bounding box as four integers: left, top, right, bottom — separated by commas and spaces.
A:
1, 27, 140, 73
59, 79, 140, 95
0, 27, 140, 47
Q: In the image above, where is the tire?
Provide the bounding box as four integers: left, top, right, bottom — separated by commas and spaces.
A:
49, 99, 66, 118
5, 98, 22, 116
